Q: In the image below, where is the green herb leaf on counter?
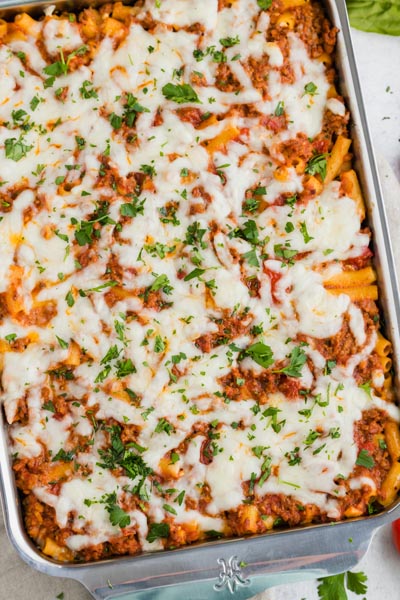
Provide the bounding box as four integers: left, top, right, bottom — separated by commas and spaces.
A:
346, 571, 368, 595
317, 570, 368, 600
346, 1, 400, 36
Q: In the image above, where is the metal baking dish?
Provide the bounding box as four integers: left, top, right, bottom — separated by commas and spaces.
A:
1, 1, 399, 598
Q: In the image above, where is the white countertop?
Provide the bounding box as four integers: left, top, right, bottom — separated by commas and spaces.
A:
0, 24, 399, 600
350, 28, 400, 181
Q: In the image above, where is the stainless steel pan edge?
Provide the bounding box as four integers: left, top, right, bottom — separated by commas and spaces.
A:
0, 1, 399, 598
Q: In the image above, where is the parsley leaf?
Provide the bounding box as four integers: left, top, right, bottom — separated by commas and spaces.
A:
115, 358, 136, 378
276, 346, 307, 378
30, 96, 40, 111
274, 101, 285, 116
73, 201, 115, 246
56, 335, 69, 349
299, 221, 314, 243
242, 247, 259, 267
346, 571, 368, 595
120, 196, 146, 217
257, 0, 272, 9
162, 83, 201, 104
242, 342, 274, 369
97, 425, 152, 497
356, 449, 375, 469
102, 492, 131, 528
148, 273, 172, 296
305, 153, 328, 180
146, 522, 170, 543
185, 221, 207, 248
184, 268, 205, 281
317, 571, 368, 600
155, 418, 175, 435
123, 92, 150, 126
304, 81, 318, 96
80, 79, 98, 99
5, 136, 33, 161
219, 35, 240, 47
52, 448, 74, 462
317, 573, 347, 600
230, 219, 260, 245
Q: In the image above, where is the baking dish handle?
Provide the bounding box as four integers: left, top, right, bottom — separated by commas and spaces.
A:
79, 513, 397, 600
85, 572, 316, 600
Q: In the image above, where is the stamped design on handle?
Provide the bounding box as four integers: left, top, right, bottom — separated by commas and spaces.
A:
214, 555, 251, 594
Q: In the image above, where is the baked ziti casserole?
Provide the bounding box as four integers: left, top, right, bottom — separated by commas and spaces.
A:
0, 0, 399, 562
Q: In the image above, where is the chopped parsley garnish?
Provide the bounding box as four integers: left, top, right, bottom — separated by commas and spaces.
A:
355, 449, 375, 469
162, 83, 201, 104
185, 221, 207, 248
146, 522, 170, 543
274, 346, 307, 378
43, 46, 88, 87
148, 273, 173, 296
52, 448, 74, 462
30, 96, 40, 111
110, 113, 123, 129
299, 221, 314, 243
305, 153, 328, 180
56, 335, 69, 349
79, 80, 98, 99
140, 163, 157, 178
262, 406, 285, 434
73, 202, 116, 246
123, 92, 150, 126
154, 335, 166, 353
274, 243, 298, 264
102, 491, 131, 528
358, 381, 373, 399
155, 418, 175, 435
75, 135, 86, 150
97, 426, 152, 500
285, 447, 302, 466
120, 196, 146, 217
304, 82, 318, 96
184, 267, 206, 281
257, 0, 272, 9
42, 401, 56, 413
163, 503, 177, 515
242, 247, 259, 267
4, 136, 33, 161
274, 101, 285, 116
230, 219, 260, 245
241, 342, 274, 369
220, 35, 240, 47
115, 358, 136, 378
